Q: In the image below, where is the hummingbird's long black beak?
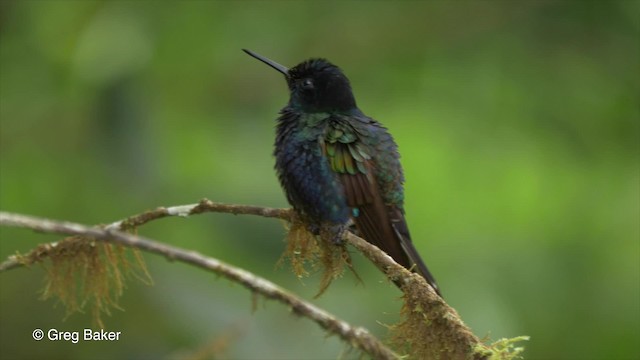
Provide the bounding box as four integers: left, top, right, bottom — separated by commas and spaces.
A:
243, 49, 289, 76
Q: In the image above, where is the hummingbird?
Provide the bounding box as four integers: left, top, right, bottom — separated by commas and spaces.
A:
243, 49, 441, 296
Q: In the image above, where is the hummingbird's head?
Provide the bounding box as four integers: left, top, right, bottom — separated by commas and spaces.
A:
243, 49, 357, 113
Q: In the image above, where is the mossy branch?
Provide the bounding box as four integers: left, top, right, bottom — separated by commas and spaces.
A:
0, 199, 528, 359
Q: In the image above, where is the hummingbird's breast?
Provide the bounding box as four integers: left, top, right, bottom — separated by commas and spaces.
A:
274, 110, 351, 225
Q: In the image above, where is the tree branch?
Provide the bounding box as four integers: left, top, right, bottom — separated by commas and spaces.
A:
105, 199, 292, 232
0, 199, 289, 272
0, 200, 515, 359
0, 211, 398, 360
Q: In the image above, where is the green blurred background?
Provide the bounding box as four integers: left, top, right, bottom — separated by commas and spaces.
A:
1, 1, 638, 359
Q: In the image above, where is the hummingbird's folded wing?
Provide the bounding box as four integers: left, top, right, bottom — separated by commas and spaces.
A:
322, 120, 441, 296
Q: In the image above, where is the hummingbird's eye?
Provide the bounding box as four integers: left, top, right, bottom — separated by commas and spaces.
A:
301, 78, 314, 90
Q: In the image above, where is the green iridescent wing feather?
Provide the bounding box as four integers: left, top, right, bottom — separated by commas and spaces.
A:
322, 120, 414, 269
320, 115, 441, 295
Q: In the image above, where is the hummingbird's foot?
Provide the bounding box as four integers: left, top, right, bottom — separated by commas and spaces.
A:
306, 223, 321, 236
345, 219, 358, 236
320, 223, 348, 245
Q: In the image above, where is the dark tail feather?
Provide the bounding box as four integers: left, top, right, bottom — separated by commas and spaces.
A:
338, 170, 441, 296
353, 197, 442, 297
394, 225, 442, 297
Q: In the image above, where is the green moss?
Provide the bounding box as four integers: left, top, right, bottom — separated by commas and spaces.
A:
30, 236, 152, 327
278, 216, 354, 297
475, 336, 530, 360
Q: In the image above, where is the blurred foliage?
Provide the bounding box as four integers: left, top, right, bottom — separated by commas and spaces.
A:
0, 1, 638, 359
